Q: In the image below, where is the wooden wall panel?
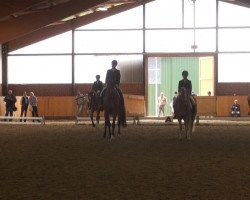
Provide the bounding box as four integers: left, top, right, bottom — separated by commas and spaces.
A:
8, 83, 145, 96
0, 95, 145, 118
196, 96, 217, 116
8, 84, 73, 96
217, 96, 249, 117
2, 95, 248, 118
217, 83, 250, 96
124, 95, 145, 117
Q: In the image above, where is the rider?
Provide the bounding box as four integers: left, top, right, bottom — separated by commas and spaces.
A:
175, 70, 196, 114
100, 60, 127, 126
91, 74, 104, 94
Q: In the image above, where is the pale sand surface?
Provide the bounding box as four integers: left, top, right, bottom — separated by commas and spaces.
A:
0, 120, 250, 199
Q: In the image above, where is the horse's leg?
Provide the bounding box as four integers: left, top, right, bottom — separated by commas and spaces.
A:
90, 110, 95, 127
105, 113, 111, 140
96, 110, 100, 128
104, 112, 109, 139
111, 114, 116, 140
186, 118, 191, 140
117, 115, 121, 136
178, 118, 182, 140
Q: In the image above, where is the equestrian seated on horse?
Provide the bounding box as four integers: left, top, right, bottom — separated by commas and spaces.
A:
88, 75, 104, 127
173, 70, 197, 117
100, 60, 127, 127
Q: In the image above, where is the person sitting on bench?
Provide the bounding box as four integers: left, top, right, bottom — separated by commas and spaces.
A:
231, 99, 241, 117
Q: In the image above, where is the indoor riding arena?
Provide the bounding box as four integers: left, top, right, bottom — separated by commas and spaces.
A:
1, 0, 250, 199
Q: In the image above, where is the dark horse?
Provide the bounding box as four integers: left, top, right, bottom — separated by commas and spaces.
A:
88, 91, 101, 127
174, 87, 197, 140
103, 83, 124, 140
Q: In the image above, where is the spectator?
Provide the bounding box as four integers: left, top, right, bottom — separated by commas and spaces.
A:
170, 91, 178, 115
20, 91, 29, 122
29, 92, 39, 122
4, 89, 17, 120
158, 92, 167, 117
231, 99, 240, 117
75, 90, 85, 117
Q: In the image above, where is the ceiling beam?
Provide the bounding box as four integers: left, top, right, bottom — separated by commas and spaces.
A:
219, 0, 250, 8
0, 0, 110, 44
8, 0, 153, 52
0, 0, 46, 19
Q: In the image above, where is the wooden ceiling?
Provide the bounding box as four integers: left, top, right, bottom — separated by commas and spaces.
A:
220, 0, 250, 8
0, 0, 152, 51
0, 0, 249, 51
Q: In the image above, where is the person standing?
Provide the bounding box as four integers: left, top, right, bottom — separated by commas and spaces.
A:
170, 91, 178, 115
20, 91, 29, 122
4, 89, 17, 120
29, 92, 39, 122
158, 92, 167, 117
75, 90, 85, 117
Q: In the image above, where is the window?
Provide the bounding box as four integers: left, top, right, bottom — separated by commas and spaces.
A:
77, 6, 143, 29
146, 0, 182, 28
219, 1, 250, 27
219, 28, 250, 52
218, 53, 250, 82
195, 29, 216, 52
184, 0, 216, 28
75, 31, 143, 53
8, 56, 72, 84
146, 30, 193, 52
75, 55, 143, 83
9, 32, 72, 54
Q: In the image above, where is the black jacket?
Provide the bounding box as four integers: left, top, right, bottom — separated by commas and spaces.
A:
178, 79, 192, 95
4, 94, 17, 108
92, 81, 104, 92
21, 96, 29, 108
105, 68, 121, 85
231, 104, 240, 112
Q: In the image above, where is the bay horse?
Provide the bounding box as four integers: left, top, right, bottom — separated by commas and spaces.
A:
174, 87, 197, 140
103, 83, 123, 140
88, 91, 101, 127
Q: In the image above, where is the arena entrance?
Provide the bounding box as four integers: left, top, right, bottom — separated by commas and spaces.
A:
146, 55, 215, 117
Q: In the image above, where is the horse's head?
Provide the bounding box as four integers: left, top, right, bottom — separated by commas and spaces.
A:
179, 87, 188, 97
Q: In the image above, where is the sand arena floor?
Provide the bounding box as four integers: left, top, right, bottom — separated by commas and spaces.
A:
1, 119, 250, 199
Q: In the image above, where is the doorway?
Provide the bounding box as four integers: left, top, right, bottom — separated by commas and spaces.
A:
147, 56, 214, 116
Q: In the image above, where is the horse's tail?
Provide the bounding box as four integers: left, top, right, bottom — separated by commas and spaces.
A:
118, 105, 126, 126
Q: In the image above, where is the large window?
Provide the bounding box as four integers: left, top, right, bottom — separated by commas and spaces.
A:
146, 30, 193, 52
9, 32, 72, 54
8, 56, 72, 84
75, 55, 143, 83
218, 53, 250, 83
219, 28, 250, 52
184, 0, 216, 28
77, 6, 143, 30
75, 31, 143, 53
146, 0, 182, 28
219, 1, 250, 27
7, 0, 250, 87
